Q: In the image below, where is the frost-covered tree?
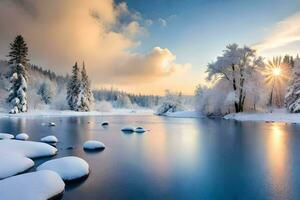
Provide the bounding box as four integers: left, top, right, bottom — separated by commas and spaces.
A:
285, 57, 300, 112
206, 44, 264, 113
38, 81, 54, 104
77, 62, 93, 111
6, 35, 29, 113
66, 62, 80, 111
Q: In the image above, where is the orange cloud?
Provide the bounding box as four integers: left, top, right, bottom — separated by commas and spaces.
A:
0, 0, 191, 86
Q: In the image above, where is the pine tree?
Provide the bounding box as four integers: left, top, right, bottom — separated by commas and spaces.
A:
66, 62, 80, 110
7, 35, 29, 65
7, 35, 29, 113
285, 58, 300, 112
77, 62, 93, 111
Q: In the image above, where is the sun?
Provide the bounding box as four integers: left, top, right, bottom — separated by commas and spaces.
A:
272, 68, 281, 76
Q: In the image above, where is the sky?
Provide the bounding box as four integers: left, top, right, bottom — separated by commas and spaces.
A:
0, 0, 300, 95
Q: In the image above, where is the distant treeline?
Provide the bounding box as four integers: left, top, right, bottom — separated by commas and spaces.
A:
93, 88, 161, 108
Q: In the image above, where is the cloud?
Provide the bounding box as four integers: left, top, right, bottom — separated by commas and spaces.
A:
158, 18, 167, 27
253, 12, 300, 53
0, 0, 189, 86
109, 47, 191, 82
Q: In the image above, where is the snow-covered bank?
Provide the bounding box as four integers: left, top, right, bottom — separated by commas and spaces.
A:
0, 109, 154, 118
224, 111, 300, 123
163, 111, 203, 118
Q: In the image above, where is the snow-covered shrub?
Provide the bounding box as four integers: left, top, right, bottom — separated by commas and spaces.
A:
155, 101, 185, 115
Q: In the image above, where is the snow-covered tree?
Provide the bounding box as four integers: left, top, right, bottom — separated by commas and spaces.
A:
206, 44, 264, 113
6, 35, 29, 114
156, 90, 185, 115
77, 62, 93, 111
66, 62, 80, 111
38, 81, 54, 104
285, 57, 300, 112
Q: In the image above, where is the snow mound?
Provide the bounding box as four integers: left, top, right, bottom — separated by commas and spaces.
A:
135, 127, 146, 133
0, 153, 34, 179
83, 140, 105, 151
16, 133, 29, 141
0, 133, 14, 140
0, 170, 65, 200
101, 121, 109, 126
121, 126, 135, 132
49, 122, 56, 126
41, 135, 58, 143
0, 140, 57, 158
37, 156, 89, 181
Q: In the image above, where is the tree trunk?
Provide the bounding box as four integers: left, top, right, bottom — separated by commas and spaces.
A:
231, 64, 239, 113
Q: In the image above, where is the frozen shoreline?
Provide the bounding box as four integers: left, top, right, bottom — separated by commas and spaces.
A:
224, 110, 300, 123
0, 109, 154, 118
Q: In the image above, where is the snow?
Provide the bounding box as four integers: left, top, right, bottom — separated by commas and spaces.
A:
37, 156, 89, 181
163, 111, 203, 118
41, 135, 58, 143
0, 170, 65, 200
49, 122, 56, 126
135, 127, 146, 133
0, 153, 34, 179
0, 133, 14, 139
0, 108, 154, 118
16, 133, 29, 140
224, 110, 300, 123
83, 140, 105, 150
0, 140, 57, 158
121, 126, 135, 132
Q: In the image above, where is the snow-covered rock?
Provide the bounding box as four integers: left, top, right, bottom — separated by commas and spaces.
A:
37, 156, 89, 181
0, 170, 65, 200
0, 153, 34, 179
0, 140, 57, 158
41, 135, 58, 143
83, 140, 105, 151
15, 133, 29, 141
135, 127, 146, 133
101, 121, 109, 126
121, 126, 135, 132
0, 133, 14, 140
49, 122, 56, 126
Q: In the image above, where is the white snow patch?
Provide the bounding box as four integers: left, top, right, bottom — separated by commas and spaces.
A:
37, 156, 89, 181
0, 170, 65, 200
16, 133, 29, 141
0, 140, 57, 158
0, 153, 34, 179
83, 140, 105, 150
0, 133, 14, 139
224, 109, 300, 123
41, 135, 58, 143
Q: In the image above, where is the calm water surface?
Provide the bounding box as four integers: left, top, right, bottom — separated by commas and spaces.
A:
1, 115, 300, 200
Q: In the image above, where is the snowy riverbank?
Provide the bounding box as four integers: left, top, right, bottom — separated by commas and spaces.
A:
0, 109, 154, 118
224, 110, 300, 123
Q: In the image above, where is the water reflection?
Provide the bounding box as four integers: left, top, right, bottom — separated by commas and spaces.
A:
265, 123, 292, 199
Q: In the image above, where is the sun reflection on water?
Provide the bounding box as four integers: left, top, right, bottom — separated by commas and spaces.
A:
266, 123, 291, 199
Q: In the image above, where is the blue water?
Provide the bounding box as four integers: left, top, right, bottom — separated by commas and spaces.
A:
1, 115, 300, 200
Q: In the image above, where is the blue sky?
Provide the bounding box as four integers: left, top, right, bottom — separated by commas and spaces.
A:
124, 0, 300, 77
